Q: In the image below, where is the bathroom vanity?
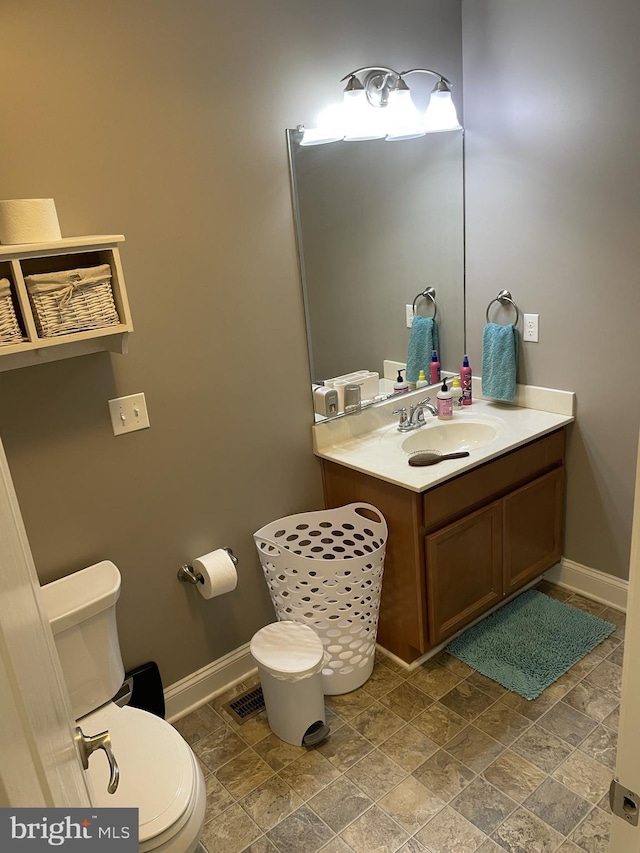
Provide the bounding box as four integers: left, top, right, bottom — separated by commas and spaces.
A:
313, 390, 574, 664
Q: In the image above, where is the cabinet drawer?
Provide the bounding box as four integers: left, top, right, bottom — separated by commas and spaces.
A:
423, 429, 565, 533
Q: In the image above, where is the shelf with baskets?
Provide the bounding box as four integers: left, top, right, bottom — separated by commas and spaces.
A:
0, 234, 133, 371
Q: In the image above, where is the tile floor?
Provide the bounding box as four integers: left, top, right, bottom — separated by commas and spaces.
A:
179, 582, 624, 853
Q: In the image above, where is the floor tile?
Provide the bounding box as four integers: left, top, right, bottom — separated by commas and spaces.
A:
552, 750, 612, 805
308, 776, 373, 833
583, 659, 622, 698
253, 733, 306, 772
482, 749, 548, 803
602, 705, 619, 732
397, 839, 429, 853
239, 836, 279, 853
412, 748, 476, 800
412, 701, 468, 745
407, 661, 461, 699
499, 689, 559, 721
266, 804, 334, 853
600, 607, 626, 627
172, 702, 224, 745
344, 749, 407, 800
562, 681, 619, 723
378, 723, 439, 771
339, 804, 409, 853
379, 681, 434, 721
523, 776, 592, 835
203, 774, 235, 821
567, 594, 606, 616
240, 775, 304, 831
378, 775, 446, 833
511, 724, 573, 773
192, 724, 249, 773
350, 701, 405, 745
439, 681, 497, 721
474, 703, 532, 746
325, 689, 376, 721
606, 644, 624, 668
491, 806, 564, 852
465, 671, 508, 700
579, 725, 618, 770
318, 838, 355, 853
570, 807, 611, 852
450, 776, 517, 834
415, 805, 487, 853
536, 701, 597, 746
216, 748, 274, 799
434, 651, 475, 678
444, 724, 504, 773
316, 723, 375, 772
200, 803, 261, 853
277, 749, 340, 799
361, 664, 405, 699
556, 842, 585, 853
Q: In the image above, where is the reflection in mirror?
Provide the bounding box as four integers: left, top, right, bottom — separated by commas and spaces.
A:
287, 128, 465, 419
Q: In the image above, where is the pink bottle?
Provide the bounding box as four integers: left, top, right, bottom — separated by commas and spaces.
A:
429, 350, 441, 384
461, 354, 472, 406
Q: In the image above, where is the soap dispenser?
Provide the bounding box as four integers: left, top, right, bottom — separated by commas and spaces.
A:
416, 369, 429, 388
394, 369, 409, 394
437, 378, 453, 420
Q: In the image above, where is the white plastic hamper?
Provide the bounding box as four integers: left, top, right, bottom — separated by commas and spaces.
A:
253, 502, 388, 695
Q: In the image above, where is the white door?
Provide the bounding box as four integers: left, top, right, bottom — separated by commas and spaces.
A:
0, 434, 92, 807
609, 438, 640, 851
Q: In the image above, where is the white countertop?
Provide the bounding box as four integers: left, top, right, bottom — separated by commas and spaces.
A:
312, 384, 575, 493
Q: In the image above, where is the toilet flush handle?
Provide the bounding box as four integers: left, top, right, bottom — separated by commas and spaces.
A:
75, 726, 120, 794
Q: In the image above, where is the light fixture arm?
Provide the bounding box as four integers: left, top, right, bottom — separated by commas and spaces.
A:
400, 68, 454, 88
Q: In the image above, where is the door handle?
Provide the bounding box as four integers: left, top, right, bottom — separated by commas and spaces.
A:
75, 726, 120, 794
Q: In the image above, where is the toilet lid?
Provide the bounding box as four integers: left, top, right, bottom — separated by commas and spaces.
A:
82, 703, 195, 844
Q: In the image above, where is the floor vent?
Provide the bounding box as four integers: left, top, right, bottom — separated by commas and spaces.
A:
222, 685, 265, 724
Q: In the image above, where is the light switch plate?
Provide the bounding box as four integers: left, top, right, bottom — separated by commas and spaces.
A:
108, 392, 150, 436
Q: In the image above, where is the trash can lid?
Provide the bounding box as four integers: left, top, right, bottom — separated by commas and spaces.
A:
250, 621, 324, 678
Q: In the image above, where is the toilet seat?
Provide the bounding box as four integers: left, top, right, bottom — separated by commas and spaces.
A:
81, 703, 204, 850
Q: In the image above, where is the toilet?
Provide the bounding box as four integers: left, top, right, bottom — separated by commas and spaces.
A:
41, 560, 206, 853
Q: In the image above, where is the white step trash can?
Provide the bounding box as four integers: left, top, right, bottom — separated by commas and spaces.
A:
250, 621, 330, 747
254, 502, 388, 695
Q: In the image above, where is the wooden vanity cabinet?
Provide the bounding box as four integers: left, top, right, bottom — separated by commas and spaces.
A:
320, 427, 566, 664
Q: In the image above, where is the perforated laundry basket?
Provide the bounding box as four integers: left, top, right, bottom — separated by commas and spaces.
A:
253, 503, 388, 695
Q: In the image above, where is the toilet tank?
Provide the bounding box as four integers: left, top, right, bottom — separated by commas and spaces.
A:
41, 560, 125, 720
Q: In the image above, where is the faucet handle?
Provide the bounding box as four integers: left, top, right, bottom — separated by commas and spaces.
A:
393, 407, 408, 427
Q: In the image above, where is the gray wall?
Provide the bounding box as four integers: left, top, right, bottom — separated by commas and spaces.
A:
463, 0, 640, 580
0, 0, 463, 686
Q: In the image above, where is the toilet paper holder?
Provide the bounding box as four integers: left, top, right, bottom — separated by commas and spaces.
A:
177, 547, 238, 585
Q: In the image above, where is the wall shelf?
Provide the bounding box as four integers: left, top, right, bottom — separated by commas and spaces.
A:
0, 235, 132, 372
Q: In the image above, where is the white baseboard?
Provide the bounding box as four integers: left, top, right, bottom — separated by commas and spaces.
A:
164, 642, 256, 723
544, 559, 628, 612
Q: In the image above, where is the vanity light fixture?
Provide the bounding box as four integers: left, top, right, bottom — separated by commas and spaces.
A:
299, 65, 461, 146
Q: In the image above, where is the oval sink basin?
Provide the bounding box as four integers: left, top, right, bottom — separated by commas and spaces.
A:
401, 420, 499, 455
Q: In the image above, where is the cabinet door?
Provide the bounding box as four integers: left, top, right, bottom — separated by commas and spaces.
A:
503, 467, 564, 596
426, 501, 502, 646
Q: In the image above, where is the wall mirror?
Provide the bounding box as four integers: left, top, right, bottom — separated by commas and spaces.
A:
287, 127, 465, 419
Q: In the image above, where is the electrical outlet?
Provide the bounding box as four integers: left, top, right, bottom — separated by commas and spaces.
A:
405, 304, 414, 328
108, 392, 150, 436
523, 313, 539, 342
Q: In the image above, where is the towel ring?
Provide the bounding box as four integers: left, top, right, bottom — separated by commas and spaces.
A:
486, 289, 519, 326
412, 287, 437, 319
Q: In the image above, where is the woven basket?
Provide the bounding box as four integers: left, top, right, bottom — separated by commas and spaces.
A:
0, 278, 24, 345
25, 263, 120, 338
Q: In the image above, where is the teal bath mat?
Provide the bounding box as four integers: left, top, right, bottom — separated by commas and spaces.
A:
446, 590, 615, 700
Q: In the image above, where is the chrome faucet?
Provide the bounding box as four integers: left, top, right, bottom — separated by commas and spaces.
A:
394, 397, 437, 431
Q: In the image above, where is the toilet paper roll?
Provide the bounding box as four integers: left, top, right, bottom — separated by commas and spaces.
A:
194, 549, 238, 599
0, 198, 62, 244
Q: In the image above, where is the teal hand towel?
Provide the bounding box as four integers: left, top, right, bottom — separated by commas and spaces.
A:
482, 323, 519, 402
406, 316, 439, 383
